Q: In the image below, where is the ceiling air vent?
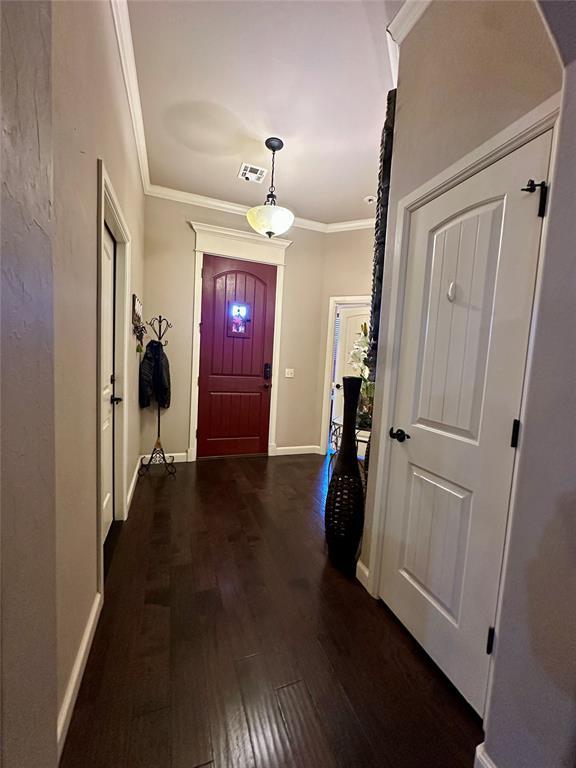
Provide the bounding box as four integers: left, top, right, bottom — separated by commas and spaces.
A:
238, 163, 267, 183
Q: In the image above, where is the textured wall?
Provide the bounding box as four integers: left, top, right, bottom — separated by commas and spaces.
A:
141, 196, 374, 455
1, 2, 58, 766
53, 0, 145, 712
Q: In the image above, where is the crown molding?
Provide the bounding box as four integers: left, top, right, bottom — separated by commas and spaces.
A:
110, 0, 376, 234
148, 184, 374, 233
387, 0, 433, 44
325, 219, 375, 233
147, 183, 329, 232
149, 183, 248, 216
110, 0, 150, 191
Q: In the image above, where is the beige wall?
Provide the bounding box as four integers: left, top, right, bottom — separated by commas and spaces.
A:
392, 0, 561, 204
1, 3, 58, 765
274, 226, 327, 448
317, 228, 374, 441
322, 229, 374, 301
141, 196, 374, 455
53, 0, 145, 713
363, 0, 562, 567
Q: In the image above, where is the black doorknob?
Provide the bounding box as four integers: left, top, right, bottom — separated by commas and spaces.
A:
110, 395, 123, 405
335, 383, 342, 390
389, 427, 410, 443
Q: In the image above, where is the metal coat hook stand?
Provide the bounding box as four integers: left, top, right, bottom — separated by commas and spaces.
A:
138, 314, 176, 476
147, 314, 172, 346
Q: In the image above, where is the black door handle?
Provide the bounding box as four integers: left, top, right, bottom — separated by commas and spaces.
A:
335, 383, 342, 390
111, 395, 123, 405
389, 427, 410, 443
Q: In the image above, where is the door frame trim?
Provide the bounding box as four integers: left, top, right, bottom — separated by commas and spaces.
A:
319, 295, 371, 454
364, 94, 561, 715
97, 160, 132, 594
187, 222, 291, 461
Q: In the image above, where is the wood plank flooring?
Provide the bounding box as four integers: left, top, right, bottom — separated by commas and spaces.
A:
61, 455, 483, 768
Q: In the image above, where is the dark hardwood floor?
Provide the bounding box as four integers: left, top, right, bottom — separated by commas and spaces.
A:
61, 455, 483, 768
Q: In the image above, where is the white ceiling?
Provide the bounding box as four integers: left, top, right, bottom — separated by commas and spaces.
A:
128, 1, 400, 224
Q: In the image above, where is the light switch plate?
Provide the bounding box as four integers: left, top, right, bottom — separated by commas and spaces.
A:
285, 368, 295, 378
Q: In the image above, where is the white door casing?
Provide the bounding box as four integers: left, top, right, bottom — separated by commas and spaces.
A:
319, 295, 371, 455
100, 227, 115, 543
379, 131, 553, 714
187, 223, 291, 461
62, 163, 131, 755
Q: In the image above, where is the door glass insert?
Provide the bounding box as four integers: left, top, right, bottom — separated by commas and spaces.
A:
227, 301, 251, 338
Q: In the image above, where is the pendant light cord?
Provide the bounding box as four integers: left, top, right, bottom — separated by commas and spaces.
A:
268, 150, 276, 203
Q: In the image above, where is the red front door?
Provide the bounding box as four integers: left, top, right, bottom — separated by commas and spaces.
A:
197, 254, 277, 458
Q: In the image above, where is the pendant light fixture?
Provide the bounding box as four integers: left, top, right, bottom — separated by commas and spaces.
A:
246, 137, 294, 238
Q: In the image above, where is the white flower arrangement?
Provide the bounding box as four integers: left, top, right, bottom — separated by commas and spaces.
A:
348, 321, 370, 382
347, 322, 374, 426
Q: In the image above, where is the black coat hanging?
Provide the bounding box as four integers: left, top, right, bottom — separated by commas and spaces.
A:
139, 339, 171, 409
138, 315, 176, 476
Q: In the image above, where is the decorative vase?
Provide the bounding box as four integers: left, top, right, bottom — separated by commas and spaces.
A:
325, 376, 365, 572
364, 434, 371, 478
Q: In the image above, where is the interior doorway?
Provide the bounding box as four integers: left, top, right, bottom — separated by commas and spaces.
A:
320, 296, 371, 459
197, 253, 277, 458
377, 130, 553, 715
100, 225, 118, 546
97, 161, 132, 591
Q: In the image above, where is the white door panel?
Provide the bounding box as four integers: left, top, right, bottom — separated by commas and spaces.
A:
379, 131, 552, 713
333, 306, 370, 422
100, 228, 115, 543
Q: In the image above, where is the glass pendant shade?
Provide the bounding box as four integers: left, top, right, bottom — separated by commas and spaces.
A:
246, 203, 294, 238
247, 137, 294, 238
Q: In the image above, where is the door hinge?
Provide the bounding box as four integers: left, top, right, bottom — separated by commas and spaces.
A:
511, 418, 521, 448
486, 626, 496, 655
521, 179, 548, 217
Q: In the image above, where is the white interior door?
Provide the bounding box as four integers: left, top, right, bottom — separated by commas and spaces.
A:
332, 305, 370, 422
379, 131, 552, 714
100, 227, 115, 543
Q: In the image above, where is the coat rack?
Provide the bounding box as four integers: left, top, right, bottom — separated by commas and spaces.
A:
138, 315, 177, 476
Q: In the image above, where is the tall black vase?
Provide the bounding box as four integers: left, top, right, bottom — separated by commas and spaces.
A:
325, 376, 365, 572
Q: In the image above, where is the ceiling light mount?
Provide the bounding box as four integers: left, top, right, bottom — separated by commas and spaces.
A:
247, 136, 294, 238
265, 136, 284, 153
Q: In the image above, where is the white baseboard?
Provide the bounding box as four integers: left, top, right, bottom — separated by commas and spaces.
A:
356, 559, 370, 589
475, 745, 498, 768
57, 592, 103, 758
125, 456, 141, 516
270, 445, 324, 456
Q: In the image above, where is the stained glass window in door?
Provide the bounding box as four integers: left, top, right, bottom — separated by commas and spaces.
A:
227, 302, 251, 338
